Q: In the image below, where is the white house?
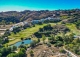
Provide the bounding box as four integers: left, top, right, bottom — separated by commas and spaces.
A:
31, 20, 41, 24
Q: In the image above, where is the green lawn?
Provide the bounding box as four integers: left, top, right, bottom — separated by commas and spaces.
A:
66, 23, 80, 35
7, 24, 48, 45
6, 23, 80, 45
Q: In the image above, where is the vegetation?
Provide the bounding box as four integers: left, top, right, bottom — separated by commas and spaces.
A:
7, 24, 47, 45
30, 40, 37, 48
75, 20, 80, 29
7, 48, 26, 57
42, 35, 46, 43
0, 46, 17, 57
59, 48, 66, 53
29, 50, 34, 57
66, 24, 80, 35
65, 38, 80, 55
0, 9, 80, 57
0, 9, 80, 25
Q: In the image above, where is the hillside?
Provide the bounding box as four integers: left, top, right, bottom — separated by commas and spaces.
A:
0, 9, 80, 57
0, 9, 80, 25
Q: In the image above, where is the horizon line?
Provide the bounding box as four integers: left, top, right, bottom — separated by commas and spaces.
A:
0, 8, 80, 12
0, 8, 79, 12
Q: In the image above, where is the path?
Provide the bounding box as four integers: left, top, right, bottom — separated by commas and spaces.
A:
63, 47, 77, 57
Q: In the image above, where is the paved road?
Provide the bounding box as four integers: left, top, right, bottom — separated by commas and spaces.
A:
63, 47, 77, 57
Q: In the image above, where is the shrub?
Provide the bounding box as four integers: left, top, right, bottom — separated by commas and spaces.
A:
60, 49, 66, 53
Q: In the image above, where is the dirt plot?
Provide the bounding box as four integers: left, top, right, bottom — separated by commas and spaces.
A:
0, 25, 13, 29
0, 25, 13, 36
26, 44, 67, 57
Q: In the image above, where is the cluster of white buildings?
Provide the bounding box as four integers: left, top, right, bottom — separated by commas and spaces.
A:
31, 17, 60, 24
9, 22, 28, 31
9, 17, 60, 31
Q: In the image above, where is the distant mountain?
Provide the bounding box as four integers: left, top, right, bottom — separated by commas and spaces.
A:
0, 9, 80, 25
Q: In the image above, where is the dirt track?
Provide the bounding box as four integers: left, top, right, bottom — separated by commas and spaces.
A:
26, 44, 67, 57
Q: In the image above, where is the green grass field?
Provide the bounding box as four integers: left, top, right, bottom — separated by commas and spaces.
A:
66, 23, 80, 35
7, 24, 48, 45
6, 23, 56, 45
6, 23, 80, 45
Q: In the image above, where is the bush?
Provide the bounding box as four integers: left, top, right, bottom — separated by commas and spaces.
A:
60, 49, 66, 53
54, 41, 63, 47
37, 38, 40, 43
30, 50, 34, 56
77, 51, 80, 55
46, 43, 51, 47
19, 45, 26, 49
30, 40, 37, 48
12, 46, 17, 51
7, 53, 18, 57
0, 53, 2, 57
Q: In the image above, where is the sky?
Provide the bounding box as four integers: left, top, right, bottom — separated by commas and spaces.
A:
0, 0, 80, 12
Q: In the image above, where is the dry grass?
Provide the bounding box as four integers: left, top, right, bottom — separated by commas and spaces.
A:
26, 44, 67, 57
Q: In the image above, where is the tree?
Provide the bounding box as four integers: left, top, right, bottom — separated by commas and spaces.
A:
48, 34, 55, 43
0, 53, 2, 57
21, 38, 23, 41
30, 50, 34, 57
47, 42, 51, 47
2, 20, 6, 27
0, 38, 2, 44
11, 46, 17, 51
60, 48, 66, 53
69, 33, 74, 42
10, 22, 13, 25
37, 38, 40, 43
19, 45, 26, 49
55, 36, 63, 41
30, 40, 37, 48
77, 51, 80, 55
38, 21, 42, 25
1, 47, 12, 57
7, 53, 18, 57
12, 27, 21, 34
1, 47, 7, 56
54, 41, 63, 47
62, 35, 69, 45
18, 48, 26, 57
42, 35, 46, 43
4, 29, 10, 37
39, 28, 43, 32
18, 51, 25, 57
20, 48, 26, 53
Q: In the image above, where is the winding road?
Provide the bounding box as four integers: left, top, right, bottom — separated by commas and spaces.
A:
63, 47, 77, 57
